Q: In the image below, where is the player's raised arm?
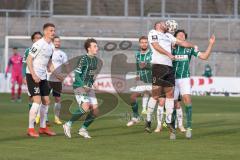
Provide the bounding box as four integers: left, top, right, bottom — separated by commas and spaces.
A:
5, 59, 12, 78
175, 38, 196, 48
151, 42, 174, 60
148, 26, 175, 60
198, 35, 216, 60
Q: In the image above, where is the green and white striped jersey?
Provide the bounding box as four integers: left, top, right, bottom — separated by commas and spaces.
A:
135, 49, 152, 83
22, 48, 30, 77
172, 46, 200, 79
73, 54, 99, 89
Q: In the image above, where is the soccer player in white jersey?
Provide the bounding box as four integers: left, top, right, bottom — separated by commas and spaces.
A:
22, 32, 43, 125
172, 30, 215, 138
47, 36, 69, 125
26, 23, 61, 138
147, 21, 196, 140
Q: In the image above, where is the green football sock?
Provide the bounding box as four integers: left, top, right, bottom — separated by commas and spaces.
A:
67, 107, 86, 126
185, 105, 192, 129
131, 101, 139, 118
82, 112, 95, 129
172, 109, 177, 126
28, 103, 32, 110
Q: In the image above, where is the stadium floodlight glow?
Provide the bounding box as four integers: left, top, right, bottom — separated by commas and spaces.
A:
4, 35, 139, 69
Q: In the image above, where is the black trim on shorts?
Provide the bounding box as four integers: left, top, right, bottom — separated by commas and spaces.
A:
26, 74, 50, 96
152, 64, 175, 87
48, 81, 62, 97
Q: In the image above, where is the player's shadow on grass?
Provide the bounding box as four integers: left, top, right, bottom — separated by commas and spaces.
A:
89, 125, 147, 137
0, 135, 31, 143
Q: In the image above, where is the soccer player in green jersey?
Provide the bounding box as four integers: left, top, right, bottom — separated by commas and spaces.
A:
63, 38, 101, 139
127, 36, 153, 126
172, 30, 215, 139
22, 32, 42, 123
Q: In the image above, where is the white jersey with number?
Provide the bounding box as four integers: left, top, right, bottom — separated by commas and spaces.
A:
47, 49, 68, 82
26, 38, 54, 80
148, 29, 176, 66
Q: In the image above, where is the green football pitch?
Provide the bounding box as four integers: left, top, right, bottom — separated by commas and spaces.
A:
0, 93, 239, 160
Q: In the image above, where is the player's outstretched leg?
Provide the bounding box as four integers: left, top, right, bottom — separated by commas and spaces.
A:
185, 104, 192, 138
54, 102, 62, 124
127, 93, 140, 127
35, 105, 40, 125
28, 102, 41, 138
155, 98, 165, 133
145, 97, 157, 133
165, 98, 176, 140
141, 92, 149, 115
39, 103, 56, 136
183, 94, 192, 139
63, 106, 86, 138
79, 108, 97, 139
17, 78, 22, 102
174, 101, 186, 132
11, 83, 15, 102
79, 113, 94, 139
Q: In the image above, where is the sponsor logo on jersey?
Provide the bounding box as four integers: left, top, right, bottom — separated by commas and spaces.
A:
174, 55, 188, 61
185, 48, 191, 53
31, 47, 38, 54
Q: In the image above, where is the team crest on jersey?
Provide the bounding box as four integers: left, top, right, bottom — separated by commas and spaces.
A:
186, 48, 191, 53
31, 47, 38, 54
152, 35, 158, 40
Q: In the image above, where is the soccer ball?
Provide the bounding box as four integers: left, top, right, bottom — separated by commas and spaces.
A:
166, 19, 178, 33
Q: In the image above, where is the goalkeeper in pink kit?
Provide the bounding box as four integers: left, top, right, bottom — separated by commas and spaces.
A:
5, 47, 23, 102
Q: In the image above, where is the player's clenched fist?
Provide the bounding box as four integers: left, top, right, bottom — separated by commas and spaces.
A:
209, 34, 215, 44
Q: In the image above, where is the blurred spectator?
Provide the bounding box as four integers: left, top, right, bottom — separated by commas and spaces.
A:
202, 64, 212, 77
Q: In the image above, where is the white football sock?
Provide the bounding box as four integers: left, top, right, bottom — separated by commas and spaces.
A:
165, 98, 174, 124
156, 105, 164, 128
142, 93, 149, 111
176, 107, 183, 127
54, 102, 61, 118
45, 105, 49, 122
37, 104, 40, 117
40, 104, 48, 128
146, 97, 157, 122
29, 103, 40, 128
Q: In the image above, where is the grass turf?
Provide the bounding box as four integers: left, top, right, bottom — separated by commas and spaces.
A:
0, 93, 240, 160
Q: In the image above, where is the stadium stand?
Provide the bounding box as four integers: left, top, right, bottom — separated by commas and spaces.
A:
0, 0, 239, 76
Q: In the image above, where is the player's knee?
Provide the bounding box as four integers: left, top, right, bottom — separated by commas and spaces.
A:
32, 96, 41, 104
183, 95, 191, 105
81, 103, 91, 112
92, 107, 99, 116
158, 98, 165, 106
42, 98, 51, 105
175, 101, 181, 109
165, 90, 174, 98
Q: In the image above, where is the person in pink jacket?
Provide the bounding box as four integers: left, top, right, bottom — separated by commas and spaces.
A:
5, 47, 23, 102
